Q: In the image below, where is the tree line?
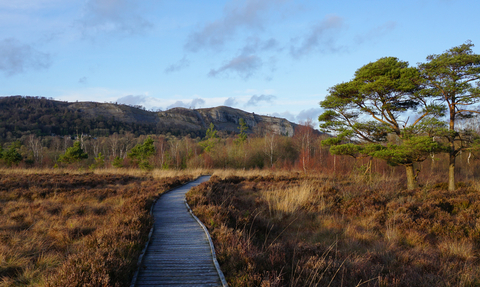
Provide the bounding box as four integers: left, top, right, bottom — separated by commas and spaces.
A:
0, 120, 326, 171
1, 117, 480, 187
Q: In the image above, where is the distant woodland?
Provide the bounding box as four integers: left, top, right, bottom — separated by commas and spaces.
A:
0, 108, 321, 171
0, 96, 199, 139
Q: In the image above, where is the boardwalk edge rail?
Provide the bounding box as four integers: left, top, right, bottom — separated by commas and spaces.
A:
185, 197, 229, 287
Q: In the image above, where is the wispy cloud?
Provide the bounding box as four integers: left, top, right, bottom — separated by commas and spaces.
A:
164, 57, 190, 74
272, 111, 296, 122
240, 37, 281, 55
271, 108, 323, 125
296, 107, 323, 122
355, 21, 396, 44
167, 97, 206, 109
117, 95, 148, 106
0, 0, 64, 10
191, 98, 206, 107
245, 94, 276, 106
208, 54, 262, 79
115, 95, 212, 111
224, 97, 238, 107
185, 0, 290, 52
290, 14, 346, 58
0, 38, 52, 76
77, 0, 153, 37
183, 0, 295, 80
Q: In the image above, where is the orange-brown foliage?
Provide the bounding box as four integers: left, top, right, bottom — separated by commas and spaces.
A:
187, 173, 480, 287
0, 172, 191, 286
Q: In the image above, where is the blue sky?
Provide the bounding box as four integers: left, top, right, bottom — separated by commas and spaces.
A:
1, 0, 479, 126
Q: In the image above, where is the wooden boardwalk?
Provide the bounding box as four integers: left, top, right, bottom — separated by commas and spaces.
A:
134, 176, 226, 287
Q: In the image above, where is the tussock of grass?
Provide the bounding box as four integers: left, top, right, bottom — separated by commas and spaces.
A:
260, 181, 316, 219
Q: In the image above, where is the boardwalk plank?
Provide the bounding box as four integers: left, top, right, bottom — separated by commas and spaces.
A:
134, 176, 224, 287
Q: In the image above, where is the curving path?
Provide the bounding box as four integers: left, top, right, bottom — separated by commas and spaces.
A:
133, 175, 226, 287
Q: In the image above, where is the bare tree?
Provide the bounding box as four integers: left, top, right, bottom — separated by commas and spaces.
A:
294, 120, 315, 172
63, 136, 72, 152
91, 138, 101, 158
28, 134, 43, 164
109, 133, 120, 158
155, 136, 169, 168
264, 129, 278, 168
169, 137, 182, 169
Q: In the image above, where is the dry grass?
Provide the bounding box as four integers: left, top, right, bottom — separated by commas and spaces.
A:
438, 239, 476, 260
260, 181, 317, 219
187, 172, 480, 287
0, 167, 209, 178
0, 170, 193, 286
212, 168, 296, 179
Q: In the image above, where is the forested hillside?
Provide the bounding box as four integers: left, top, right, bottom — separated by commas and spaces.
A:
0, 96, 158, 140
0, 96, 297, 142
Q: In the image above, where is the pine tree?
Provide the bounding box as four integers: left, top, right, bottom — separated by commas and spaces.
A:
319, 57, 444, 189
418, 42, 480, 191
58, 141, 88, 164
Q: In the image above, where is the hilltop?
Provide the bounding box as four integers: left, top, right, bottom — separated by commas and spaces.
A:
0, 96, 298, 140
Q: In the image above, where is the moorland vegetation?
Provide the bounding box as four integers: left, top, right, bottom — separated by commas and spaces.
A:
0, 169, 202, 286
187, 170, 480, 286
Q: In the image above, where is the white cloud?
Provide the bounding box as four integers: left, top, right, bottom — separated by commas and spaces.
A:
296, 107, 323, 122
271, 111, 296, 122
191, 98, 206, 107
224, 97, 238, 107
167, 97, 206, 109
245, 94, 276, 106
117, 95, 147, 105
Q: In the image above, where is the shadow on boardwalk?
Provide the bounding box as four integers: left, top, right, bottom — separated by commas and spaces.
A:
133, 176, 225, 287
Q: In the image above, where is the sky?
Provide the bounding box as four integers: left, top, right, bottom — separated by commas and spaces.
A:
1, 0, 479, 127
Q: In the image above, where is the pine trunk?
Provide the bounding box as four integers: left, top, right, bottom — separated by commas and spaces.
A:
448, 149, 456, 191
448, 110, 456, 191
405, 164, 417, 190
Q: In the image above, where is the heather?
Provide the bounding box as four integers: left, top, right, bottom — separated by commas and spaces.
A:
187, 171, 480, 286
0, 170, 193, 286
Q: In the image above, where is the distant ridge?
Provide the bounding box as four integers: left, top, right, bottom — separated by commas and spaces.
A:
0, 96, 298, 139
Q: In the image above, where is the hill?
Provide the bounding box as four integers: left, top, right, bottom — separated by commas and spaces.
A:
0, 96, 297, 140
